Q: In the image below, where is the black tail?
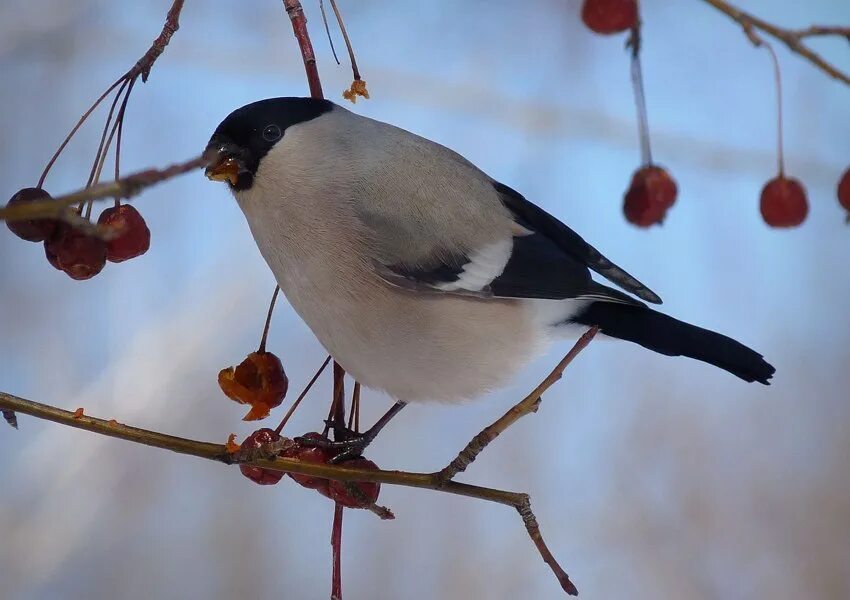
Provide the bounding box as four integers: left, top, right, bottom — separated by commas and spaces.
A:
571, 302, 775, 384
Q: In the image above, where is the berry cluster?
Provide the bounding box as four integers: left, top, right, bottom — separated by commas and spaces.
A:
6, 189, 150, 280
236, 428, 381, 509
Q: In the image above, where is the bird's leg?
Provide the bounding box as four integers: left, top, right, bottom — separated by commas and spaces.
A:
296, 401, 407, 462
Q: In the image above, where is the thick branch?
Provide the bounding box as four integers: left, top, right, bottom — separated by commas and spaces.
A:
1, 156, 207, 223
701, 0, 850, 85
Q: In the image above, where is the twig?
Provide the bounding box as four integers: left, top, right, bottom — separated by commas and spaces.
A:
700, 0, 850, 85
626, 24, 652, 166
0, 156, 207, 223
436, 328, 598, 484
126, 0, 185, 83
282, 0, 324, 99
331, 503, 344, 600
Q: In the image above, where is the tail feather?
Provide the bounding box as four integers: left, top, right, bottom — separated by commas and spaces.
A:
571, 302, 775, 384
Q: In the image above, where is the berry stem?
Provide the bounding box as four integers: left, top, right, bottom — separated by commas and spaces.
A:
318, 0, 342, 65
258, 285, 281, 353
628, 24, 653, 166
274, 355, 332, 435
86, 79, 130, 189
762, 41, 785, 176
328, 0, 362, 82
331, 503, 344, 600
347, 382, 361, 434
37, 77, 125, 189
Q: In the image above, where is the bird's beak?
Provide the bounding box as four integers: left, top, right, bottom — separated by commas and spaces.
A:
204, 143, 242, 187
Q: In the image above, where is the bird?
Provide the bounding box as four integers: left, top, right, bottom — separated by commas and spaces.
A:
204, 97, 775, 451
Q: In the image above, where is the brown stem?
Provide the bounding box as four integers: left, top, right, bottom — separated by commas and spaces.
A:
517, 496, 578, 596
274, 355, 333, 435
331, 503, 344, 600
282, 0, 324, 99
328, 0, 361, 81
436, 327, 598, 484
700, 0, 850, 85
258, 286, 281, 353
763, 41, 785, 176
0, 156, 207, 223
86, 79, 130, 189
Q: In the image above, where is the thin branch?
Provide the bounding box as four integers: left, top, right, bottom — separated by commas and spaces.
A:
282, 0, 324, 99
0, 353, 588, 596
258, 286, 281, 354
0, 156, 207, 223
126, 0, 185, 83
436, 328, 598, 484
700, 0, 850, 85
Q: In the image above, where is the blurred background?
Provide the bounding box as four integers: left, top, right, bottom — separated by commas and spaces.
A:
1, 1, 849, 598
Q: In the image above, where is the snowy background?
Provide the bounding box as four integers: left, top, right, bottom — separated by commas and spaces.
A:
1, 1, 849, 598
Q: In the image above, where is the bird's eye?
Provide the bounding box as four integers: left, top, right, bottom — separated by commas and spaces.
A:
262, 124, 282, 142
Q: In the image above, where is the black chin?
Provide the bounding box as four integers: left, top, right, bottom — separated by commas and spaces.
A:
231, 171, 254, 192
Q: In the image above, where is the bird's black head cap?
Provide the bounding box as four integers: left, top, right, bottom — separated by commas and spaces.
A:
205, 97, 334, 191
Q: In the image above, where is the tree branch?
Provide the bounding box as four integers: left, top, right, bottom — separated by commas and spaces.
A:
1, 156, 207, 223
700, 0, 850, 85
282, 0, 324, 99
0, 330, 595, 599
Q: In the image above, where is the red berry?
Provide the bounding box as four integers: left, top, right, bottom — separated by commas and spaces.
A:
45, 224, 107, 280
760, 175, 808, 228
218, 352, 289, 421
282, 432, 334, 496
838, 167, 850, 213
581, 0, 638, 35
328, 458, 381, 508
623, 165, 677, 227
97, 204, 150, 262
238, 428, 286, 485
5, 188, 58, 242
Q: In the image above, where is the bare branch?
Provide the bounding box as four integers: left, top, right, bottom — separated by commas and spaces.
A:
282, 0, 324, 99
436, 327, 598, 484
1, 156, 207, 223
700, 0, 850, 85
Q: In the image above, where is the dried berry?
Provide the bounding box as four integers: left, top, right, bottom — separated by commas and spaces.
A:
238, 428, 286, 486
581, 0, 638, 35
838, 167, 850, 214
623, 165, 677, 227
760, 175, 808, 228
328, 458, 381, 508
218, 351, 289, 421
5, 188, 58, 242
45, 225, 107, 280
97, 204, 150, 262
282, 432, 335, 496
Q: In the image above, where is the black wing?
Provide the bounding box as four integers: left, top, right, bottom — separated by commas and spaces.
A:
494, 181, 662, 304
377, 181, 660, 306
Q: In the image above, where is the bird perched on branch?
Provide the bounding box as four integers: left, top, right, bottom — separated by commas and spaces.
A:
205, 97, 774, 449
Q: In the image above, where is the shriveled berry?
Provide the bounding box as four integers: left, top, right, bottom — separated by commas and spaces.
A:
328, 458, 381, 508
282, 432, 334, 496
837, 167, 850, 214
218, 351, 289, 421
760, 175, 808, 228
581, 0, 638, 35
5, 188, 58, 242
238, 428, 286, 485
97, 204, 150, 262
45, 225, 107, 280
623, 165, 677, 227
